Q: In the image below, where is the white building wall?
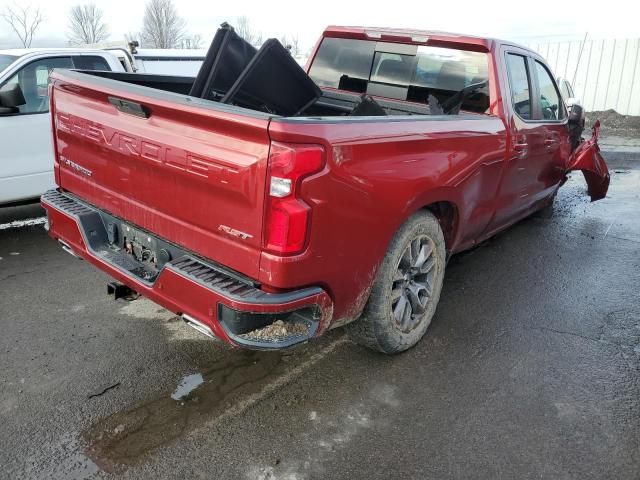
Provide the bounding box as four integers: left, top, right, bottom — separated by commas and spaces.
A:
525, 38, 640, 115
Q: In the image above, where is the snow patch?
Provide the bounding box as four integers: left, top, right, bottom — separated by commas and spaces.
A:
246, 382, 400, 478
371, 383, 400, 408
0, 217, 46, 231
246, 465, 304, 480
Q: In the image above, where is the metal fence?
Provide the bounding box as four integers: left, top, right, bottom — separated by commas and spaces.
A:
525, 38, 640, 115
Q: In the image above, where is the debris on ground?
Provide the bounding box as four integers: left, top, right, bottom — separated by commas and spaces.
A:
239, 320, 309, 341
586, 109, 640, 137
87, 382, 121, 399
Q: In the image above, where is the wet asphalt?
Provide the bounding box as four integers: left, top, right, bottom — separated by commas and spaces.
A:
0, 152, 638, 480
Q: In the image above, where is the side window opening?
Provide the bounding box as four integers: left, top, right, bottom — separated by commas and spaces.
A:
72, 55, 111, 71
533, 61, 565, 121
505, 53, 532, 120
4, 56, 73, 114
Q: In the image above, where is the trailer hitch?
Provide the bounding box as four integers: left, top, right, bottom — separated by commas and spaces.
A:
107, 281, 139, 301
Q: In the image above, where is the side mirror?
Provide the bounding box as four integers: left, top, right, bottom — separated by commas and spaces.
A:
0, 83, 26, 115
568, 103, 585, 127
566, 97, 581, 109
567, 103, 585, 150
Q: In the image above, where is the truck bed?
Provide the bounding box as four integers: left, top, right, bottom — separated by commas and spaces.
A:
71, 69, 481, 117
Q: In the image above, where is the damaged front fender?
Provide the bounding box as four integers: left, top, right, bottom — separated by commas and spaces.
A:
567, 120, 610, 201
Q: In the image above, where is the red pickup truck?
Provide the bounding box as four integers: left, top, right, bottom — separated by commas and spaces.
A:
41, 26, 609, 353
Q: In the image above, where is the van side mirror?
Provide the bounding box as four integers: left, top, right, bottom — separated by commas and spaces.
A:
0, 83, 26, 114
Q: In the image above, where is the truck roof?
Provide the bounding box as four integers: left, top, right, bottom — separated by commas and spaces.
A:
134, 48, 207, 59
0, 47, 118, 57
322, 26, 529, 53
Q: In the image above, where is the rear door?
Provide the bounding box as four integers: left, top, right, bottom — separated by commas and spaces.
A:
50, 70, 272, 279
487, 50, 567, 231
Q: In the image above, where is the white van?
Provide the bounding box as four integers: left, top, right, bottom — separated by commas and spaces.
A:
133, 48, 206, 76
0, 49, 125, 205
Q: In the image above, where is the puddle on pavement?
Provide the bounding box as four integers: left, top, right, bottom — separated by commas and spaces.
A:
83, 349, 284, 472
171, 373, 204, 400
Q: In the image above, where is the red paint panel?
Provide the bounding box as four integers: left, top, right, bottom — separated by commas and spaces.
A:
50, 70, 271, 280
567, 121, 610, 201
42, 204, 334, 345
265, 116, 507, 321
46, 32, 609, 333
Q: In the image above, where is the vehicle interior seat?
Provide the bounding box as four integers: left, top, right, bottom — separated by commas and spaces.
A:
376, 59, 413, 84
336, 48, 370, 92
433, 61, 466, 103
20, 67, 45, 113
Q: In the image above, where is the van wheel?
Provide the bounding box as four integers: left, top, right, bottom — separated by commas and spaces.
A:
347, 211, 446, 354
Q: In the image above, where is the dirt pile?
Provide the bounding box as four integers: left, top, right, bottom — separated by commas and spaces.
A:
586, 109, 640, 137
239, 320, 309, 342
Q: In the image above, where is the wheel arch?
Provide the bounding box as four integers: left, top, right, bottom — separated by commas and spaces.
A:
421, 201, 460, 254
399, 188, 463, 254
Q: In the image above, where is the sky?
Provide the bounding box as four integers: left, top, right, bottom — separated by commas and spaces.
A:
0, 0, 637, 52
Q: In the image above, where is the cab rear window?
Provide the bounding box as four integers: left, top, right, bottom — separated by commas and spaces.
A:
308, 38, 490, 113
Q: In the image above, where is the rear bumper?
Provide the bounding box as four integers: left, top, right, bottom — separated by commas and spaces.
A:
41, 189, 333, 349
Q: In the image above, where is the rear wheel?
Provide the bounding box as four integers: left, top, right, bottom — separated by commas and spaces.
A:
347, 211, 446, 353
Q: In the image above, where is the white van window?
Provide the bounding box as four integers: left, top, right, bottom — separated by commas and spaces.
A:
0, 54, 18, 72
4, 56, 73, 114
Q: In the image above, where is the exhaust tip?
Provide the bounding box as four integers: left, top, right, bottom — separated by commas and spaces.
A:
182, 314, 216, 340
58, 240, 81, 259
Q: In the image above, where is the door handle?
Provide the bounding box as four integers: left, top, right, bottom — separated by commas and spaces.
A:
544, 136, 559, 147
513, 143, 528, 152
510, 142, 528, 161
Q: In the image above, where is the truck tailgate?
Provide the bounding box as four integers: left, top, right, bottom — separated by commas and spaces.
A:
49, 70, 271, 279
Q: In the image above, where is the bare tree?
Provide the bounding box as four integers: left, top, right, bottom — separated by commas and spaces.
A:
1, 4, 44, 48
278, 33, 301, 56
235, 16, 262, 47
290, 34, 301, 56
67, 3, 109, 45
124, 31, 140, 44
181, 33, 202, 49
140, 0, 185, 48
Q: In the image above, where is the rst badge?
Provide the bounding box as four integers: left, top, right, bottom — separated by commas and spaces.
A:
59, 155, 93, 177
218, 225, 253, 240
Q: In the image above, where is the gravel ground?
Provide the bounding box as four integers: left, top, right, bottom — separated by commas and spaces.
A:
0, 151, 638, 480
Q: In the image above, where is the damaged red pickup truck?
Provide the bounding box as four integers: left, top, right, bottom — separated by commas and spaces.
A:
42, 25, 609, 353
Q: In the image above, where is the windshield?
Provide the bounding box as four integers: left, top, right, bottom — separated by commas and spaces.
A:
0, 54, 19, 73
308, 38, 490, 113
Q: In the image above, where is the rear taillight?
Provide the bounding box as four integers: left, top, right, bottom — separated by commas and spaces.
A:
264, 142, 325, 255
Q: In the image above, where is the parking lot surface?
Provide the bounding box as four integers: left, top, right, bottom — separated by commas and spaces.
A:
1, 152, 638, 480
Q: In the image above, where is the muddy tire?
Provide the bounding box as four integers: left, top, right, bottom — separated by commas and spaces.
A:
347, 211, 446, 354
